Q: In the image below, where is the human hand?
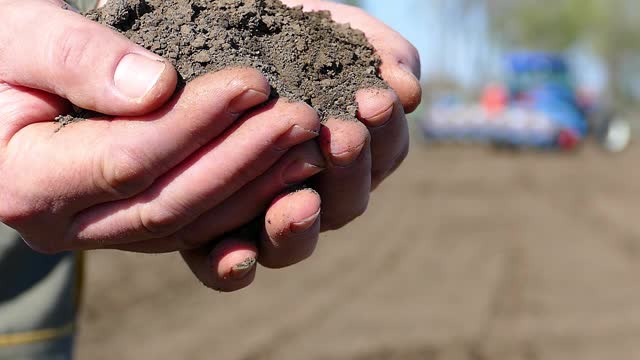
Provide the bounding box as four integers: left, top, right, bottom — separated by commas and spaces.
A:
0, 0, 323, 257
178, 0, 422, 291
281, 0, 421, 229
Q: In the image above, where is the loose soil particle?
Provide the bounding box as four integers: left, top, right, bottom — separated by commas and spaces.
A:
59, 0, 387, 124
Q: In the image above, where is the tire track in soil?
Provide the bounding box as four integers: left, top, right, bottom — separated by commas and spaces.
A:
238, 216, 422, 360
469, 183, 640, 359
76, 145, 640, 360
237, 145, 514, 360
466, 243, 540, 360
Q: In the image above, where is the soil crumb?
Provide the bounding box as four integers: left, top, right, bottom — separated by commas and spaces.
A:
62, 0, 386, 123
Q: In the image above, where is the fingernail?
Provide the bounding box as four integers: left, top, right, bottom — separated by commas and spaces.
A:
230, 257, 256, 280
290, 209, 321, 233
282, 160, 324, 185
330, 139, 367, 167
274, 125, 319, 151
114, 54, 166, 100
227, 89, 269, 115
360, 102, 394, 128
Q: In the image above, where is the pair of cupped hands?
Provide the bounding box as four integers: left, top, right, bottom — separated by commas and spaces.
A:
0, 0, 421, 291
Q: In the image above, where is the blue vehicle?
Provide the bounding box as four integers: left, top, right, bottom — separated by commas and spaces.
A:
422, 52, 631, 152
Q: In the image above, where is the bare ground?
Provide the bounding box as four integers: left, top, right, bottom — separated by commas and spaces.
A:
77, 139, 640, 360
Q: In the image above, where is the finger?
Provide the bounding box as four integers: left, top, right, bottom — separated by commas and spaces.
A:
315, 118, 372, 231
1, 69, 269, 251
0, 83, 69, 250
111, 141, 325, 253
68, 99, 321, 249
356, 88, 409, 188
281, 0, 422, 113
181, 237, 258, 293
0, 82, 67, 143
87, 68, 271, 201
174, 142, 324, 250
0, 0, 177, 116
6, 68, 270, 217
259, 189, 321, 269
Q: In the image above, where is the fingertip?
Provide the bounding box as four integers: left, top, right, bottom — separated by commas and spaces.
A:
209, 239, 258, 292
121, 58, 178, 116
260, 189, 321, 269
291, 101, 322, 133
276, 99, 322, 134
266, 189, 322, 237
211, 239, 257, 279
280, 143, 326, 185
181, 236, 259, 293
220, 67, 271, 114
226, 67, 271, 94
380, 65, 422, 114
356, 88, 397, 127
320, 118, 370, 167
249, 98, 321, 151
185, 67, 270, 115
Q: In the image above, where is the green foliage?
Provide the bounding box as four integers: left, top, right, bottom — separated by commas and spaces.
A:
495, 0, 606, 50
491, 0, 640, 100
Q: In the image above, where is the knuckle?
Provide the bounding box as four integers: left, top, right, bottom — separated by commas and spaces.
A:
96, 145, 156, 198
273, 100, 321, 133
138, 201, 190, 238
50, 25, 95, 77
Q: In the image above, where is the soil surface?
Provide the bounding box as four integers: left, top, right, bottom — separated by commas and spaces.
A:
73, 141, 640, 360
61, 0, 384, 124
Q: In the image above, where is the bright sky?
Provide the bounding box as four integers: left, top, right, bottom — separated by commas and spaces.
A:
358, 0, 500, 87
359, 0, 448, 77
354, 0, 607, 92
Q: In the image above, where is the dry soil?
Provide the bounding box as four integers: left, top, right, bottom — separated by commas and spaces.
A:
76, 140, 640, 360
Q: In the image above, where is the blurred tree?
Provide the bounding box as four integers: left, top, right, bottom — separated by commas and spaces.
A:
489, 0, 640, 101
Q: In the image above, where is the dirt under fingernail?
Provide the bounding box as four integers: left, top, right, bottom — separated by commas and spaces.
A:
230, 257, 257, 280
57, 0, 387, 124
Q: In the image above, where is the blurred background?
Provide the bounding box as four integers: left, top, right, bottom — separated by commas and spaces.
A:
77, 1, 640, 359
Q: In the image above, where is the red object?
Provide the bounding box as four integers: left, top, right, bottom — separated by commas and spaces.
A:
481, 84, 508, 115
557, 129, 579, 150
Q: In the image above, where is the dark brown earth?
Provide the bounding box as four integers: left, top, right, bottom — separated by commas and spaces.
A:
60, 0, 385, 124
75, 140, 640, 360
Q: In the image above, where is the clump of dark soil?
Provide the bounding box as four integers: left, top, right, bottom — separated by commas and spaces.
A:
60, 0, 386, 124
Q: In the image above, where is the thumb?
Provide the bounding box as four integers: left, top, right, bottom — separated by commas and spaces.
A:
0, 0, 177, 116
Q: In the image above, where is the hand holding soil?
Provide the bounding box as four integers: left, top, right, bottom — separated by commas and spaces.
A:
183, 0, 422, 290
0, 0, 421, 292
